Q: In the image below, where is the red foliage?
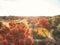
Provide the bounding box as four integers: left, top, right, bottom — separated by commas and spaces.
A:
0, 21, 33, 45
38, 18, 50, 28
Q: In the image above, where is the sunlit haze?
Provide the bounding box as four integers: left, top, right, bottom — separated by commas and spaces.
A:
0, 0, 60, 16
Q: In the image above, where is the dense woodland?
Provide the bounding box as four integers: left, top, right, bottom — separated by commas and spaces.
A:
0, 15, 60, 45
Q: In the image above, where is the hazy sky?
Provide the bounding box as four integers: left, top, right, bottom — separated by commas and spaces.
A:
0, 0, 60, 16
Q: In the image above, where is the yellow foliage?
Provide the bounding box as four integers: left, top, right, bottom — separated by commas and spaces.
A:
35, 27, 50, 38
